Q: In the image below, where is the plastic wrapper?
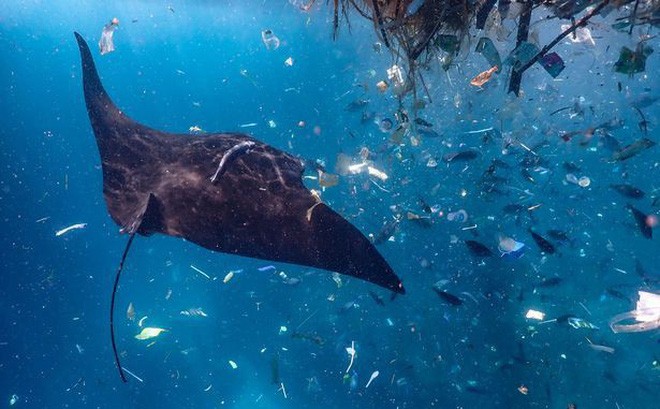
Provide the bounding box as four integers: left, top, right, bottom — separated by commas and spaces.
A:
505, 42, 538, 70
135, 327, 167, 340
610, 291, 660, 333
614, 44, 654, 74
476, 37, 501, 69
539, 52, 565, 78
98, 22, 118, 55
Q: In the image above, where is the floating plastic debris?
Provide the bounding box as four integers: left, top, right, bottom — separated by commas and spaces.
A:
188, 125, 204, 134
261, 29, 280, 50
123, 367, 144, 383
228, 360, 238, 369
447, 209, 468, 223
376, 80, 388, 92
135, 327, 167, 340
55, 223, 87, 237
126, 302, 135, 321
610, 291, 660, 333
223, 271, 234, 283
539, 52, 565, 77
475, 37, 501, 68
180, 307, 208, 317
525, 309, 545, 321
9, 394, 18, 406
578, 176, 591, 188
387, 64, 405, 89
505, 42, 538, 70
367, 166, 388, 182
190, 264, 212, 280
587, 339, 615, 354
345, 341, 356, 373
499, 235, 526, 260
567, 317, 598, 330
470, 66, 498, 87
98, 18, 119, 55
561, 24, 595, 45
284, 56, 294, 67
614, 43, 653, 75
318, 170, 339, 187
365, 370, 379, 388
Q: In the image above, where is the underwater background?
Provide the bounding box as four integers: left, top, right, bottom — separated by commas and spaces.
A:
1, 1, 658, 408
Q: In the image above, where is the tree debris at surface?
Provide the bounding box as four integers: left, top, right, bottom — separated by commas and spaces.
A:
329, 1, 659, 97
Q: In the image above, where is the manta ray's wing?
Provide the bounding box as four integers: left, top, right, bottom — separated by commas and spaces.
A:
74, 31, 404, 294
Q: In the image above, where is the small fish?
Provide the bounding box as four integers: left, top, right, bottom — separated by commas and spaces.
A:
417, 127, 441, 138
432, 287, 463, 306
291, 332, 325, 345
55, 223, 87, 237
465, 240, 493, 257
563, 162, 581, 172
491, 159, 511, 169
547, 229, 571, 243
520, 168, 535, 184
345, 99, 370, 112
610, 184, 645, 199
418, 197, 432, 213
528, 229, 556, 254
443, 150, 479, 162
600, 132, 622, 153
368, 290, 385, 306
414, 117, 433, 127
503, 204, 527, 214
538, 276, 562, 287
470, 65, 498, 87
626, 204, 652, 239
126, 302, 135, 321
611, 138, 656, 161
373, 218, 400, 245
605, 287, 629, 301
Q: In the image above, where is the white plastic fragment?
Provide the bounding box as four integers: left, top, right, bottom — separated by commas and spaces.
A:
365, 370, 379, 388
180, 307, 208, 317
345, 341, 356, 373
223, 271, 234, 283
279, 325, 288, 334
135, 327, 167, 340
55, 223, 87, 237
228, 360, 238, 369
123, 367, 144, 383
525, 309, 546, 321
367, 166, 388, 181
634, 291, 660, 322
190, 265, 212, 280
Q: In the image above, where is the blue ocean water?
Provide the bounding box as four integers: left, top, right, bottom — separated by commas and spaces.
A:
1, 1, 658, 408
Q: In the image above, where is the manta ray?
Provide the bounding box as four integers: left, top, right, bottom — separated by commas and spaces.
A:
73, 32, 404, 381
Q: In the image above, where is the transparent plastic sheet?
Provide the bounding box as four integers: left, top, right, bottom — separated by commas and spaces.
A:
476, 37, 501, 68
98, 23, 117, 55
609, 308, 660, 333
539, 52, 565, 78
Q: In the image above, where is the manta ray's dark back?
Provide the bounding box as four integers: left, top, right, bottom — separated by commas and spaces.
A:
74, 32, 404, 295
